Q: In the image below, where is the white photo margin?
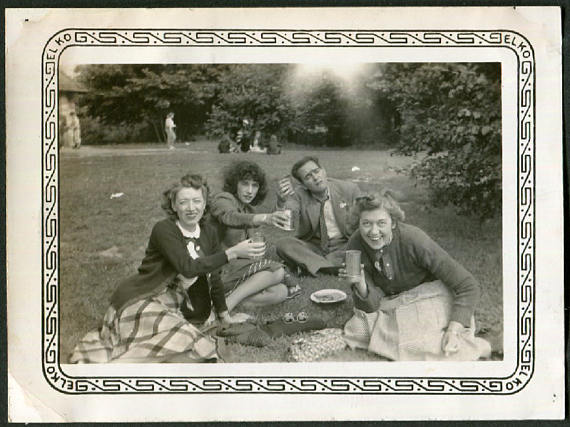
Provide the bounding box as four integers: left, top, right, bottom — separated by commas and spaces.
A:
6, 7, 564, 421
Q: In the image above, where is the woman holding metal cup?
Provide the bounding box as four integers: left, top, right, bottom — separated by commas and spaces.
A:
339, 191, 491, 361
209, 160, 302, 311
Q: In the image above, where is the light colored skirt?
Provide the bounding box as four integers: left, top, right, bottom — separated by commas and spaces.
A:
343, 280, 491, 361
166, 129, 176, 145
69, 281, 217, 363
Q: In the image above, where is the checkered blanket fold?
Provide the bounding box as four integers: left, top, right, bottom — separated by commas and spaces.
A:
69, 281, 217, 363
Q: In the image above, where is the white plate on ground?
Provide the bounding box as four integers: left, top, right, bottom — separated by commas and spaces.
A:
310, 289, 347, 304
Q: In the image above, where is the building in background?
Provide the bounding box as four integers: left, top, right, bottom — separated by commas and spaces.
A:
59, 72, 87, 149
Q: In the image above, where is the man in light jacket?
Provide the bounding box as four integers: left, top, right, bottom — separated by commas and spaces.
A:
275, 156, 362, 276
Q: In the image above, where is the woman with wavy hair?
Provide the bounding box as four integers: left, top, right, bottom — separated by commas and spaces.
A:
209, 160, 302, 311
340, 191, 491, 361
70, 173, 263, 363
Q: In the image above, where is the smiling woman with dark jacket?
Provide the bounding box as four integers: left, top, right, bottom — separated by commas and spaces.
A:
70, 173, 262, 364
341, 191, 492, 361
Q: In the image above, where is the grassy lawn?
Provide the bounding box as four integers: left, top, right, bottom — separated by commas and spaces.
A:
59, 139, 503, 363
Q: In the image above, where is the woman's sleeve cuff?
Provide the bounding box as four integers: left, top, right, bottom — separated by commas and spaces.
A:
351, 284, 381, 313
450, 305, 474, 328
225, 250, 237, 261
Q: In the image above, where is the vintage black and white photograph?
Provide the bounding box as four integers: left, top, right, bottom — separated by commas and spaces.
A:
6, 7, 564, 422
61, 61, 503, 365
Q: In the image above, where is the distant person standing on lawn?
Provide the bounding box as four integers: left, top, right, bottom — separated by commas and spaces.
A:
236, 119, 253, 152
70, 173, 264, 363
165, 112, 176, 149
340, 191, 491, 361
267, 134, 282, 155
275, 156, 362, 276
209, 160, 302, 308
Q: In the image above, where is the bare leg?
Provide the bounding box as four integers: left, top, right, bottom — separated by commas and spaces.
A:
225, 268, 285, 312
242, 283, 289, 307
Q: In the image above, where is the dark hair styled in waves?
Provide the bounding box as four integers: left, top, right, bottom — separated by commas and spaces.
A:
347, 189, 405, 232
222, 160, 268, 206
161, 173, 210, 219
290, 156, 321, 182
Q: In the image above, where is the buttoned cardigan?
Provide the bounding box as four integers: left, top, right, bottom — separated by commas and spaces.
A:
347, 222, 480, 327
110, 218, 229, 317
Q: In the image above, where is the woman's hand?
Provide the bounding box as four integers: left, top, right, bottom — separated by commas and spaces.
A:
227, 239, 266, 259
442, 321, 463, 356
268, 211, 291, 229
202, 311, 217, 328
339, 263, 368, 297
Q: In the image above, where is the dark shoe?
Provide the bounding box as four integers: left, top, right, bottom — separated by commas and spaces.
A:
285, 284, 303, 300
318, 266, 342, 276
216, 322, 257, 337
284, 264, 310, 278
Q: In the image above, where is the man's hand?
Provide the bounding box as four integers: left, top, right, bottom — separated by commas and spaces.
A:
277, 176, 295, 201
269, 211, 291, 229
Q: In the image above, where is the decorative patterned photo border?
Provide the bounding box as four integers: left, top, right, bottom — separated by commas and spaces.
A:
42, 29, 535, 394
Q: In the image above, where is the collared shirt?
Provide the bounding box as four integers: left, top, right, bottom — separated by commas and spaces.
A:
315, 188, 342, 240
323, 198, 342, 239
175, 221, 200, 290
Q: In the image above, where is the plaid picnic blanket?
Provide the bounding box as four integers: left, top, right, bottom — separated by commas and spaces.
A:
69, 281, 217, 363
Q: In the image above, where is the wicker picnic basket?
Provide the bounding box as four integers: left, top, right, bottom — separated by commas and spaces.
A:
287, 328, 347, 362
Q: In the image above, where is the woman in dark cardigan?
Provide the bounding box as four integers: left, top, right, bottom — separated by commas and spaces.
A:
70, 173, 263, 363
340, 191, 491, 361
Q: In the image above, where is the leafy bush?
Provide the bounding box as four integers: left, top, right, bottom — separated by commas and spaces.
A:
367, 63, 501, 218
78, 107, 152, 145
76, 64, 227, 143
204, 64, 294, 141
205, 64, 399, 148
74, 63, 501, 218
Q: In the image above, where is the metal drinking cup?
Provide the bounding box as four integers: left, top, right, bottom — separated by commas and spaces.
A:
345, 250, 362, 281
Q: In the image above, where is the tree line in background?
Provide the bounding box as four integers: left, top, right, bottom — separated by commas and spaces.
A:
75, 63, 501, 218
